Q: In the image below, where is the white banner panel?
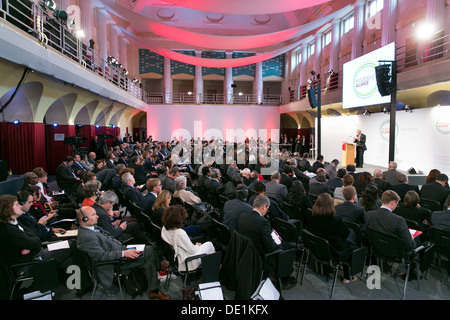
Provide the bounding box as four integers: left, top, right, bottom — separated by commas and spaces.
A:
321, 105, 450, 174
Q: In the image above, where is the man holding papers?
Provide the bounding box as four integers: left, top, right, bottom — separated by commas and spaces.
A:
76, 206, 171, 300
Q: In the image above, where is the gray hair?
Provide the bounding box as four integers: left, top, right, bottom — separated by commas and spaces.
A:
210, 168, 220, 179
253, 194, 270, 209
98, 190, 119, 205
83, 180, 102, 197
175, 176, 187, 191
121, 172, 133, 184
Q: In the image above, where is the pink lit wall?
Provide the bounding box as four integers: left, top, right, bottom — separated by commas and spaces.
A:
146, 105, 280, 142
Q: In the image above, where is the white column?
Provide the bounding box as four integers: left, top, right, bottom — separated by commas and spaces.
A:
109, 25, 119, 62
351, 0, 365, 60
194, 51, 203, 104
381, 0, 398, 46
96, 8, 108, 72
254, 61, 263, 104
224, 52, 233, 104
282, 52, 291, 103
426, 0, 445, 30
164, 57, 172, 104
314, 32, 322, 76
329, 18, 341, 72
79, 0, 92, 43
119, 36, 128, 70
299, 45, 308, 87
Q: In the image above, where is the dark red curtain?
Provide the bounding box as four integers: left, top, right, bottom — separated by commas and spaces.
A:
0, 122, 46, 174
45, 125, 76, 175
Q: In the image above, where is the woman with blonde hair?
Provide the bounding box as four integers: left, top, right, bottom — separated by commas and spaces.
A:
151, 190, 172, 227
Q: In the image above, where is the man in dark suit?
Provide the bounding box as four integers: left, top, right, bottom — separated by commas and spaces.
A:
72, 154, 87, 176
197, 165, 211, 188
56, 156, 81, 193
382, 161, 401, 186
365, 190, 417, 252
141, 178, 161, 214
280, 166, 294, 190
237, 195, 278, 259
353, 129, 367, 168
373, 168, 391, 196
76, 206, 170, 300
420, 174, 450, 209
266, 171, 288, 204
223, 184, 253, 232
431, 195, 450, 231
309, 171, 333, 197
129, 156, 150, 186
121, 172, 143, 206
328, 168, 346, 191
335, 186, 366, 226
105, 152, 116, 170
312, 155, 325, 173
391, 173, 420, 202
299, 152, 313, 172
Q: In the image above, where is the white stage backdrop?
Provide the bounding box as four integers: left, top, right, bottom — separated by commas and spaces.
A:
320, 105, 450, 174
147, 104, 280, 143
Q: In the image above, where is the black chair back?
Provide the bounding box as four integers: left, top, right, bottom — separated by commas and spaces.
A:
201, 252, 222, 283
212, 219, 231, 247
282, 202, 304, 221
420, 198, 443, 212
302, 229, 334, 264
430, 226, 450, 256
342, 219, 364, 246
368, 229, 409, 262
274, 217, 300, 244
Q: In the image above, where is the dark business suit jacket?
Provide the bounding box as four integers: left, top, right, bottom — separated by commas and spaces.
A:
382, 169, 401, 185
335, 201, 366, 226
420, 182, 450, 208
141, 192, 157, 215
366, 207, 415, 252
56, 163, 79, 192
431, 209, 450, 231
391, 183, 420, 201
223, 199, 253, 232
309, 181, 334, 197
0, 222, 42, 266
122, 184, 144, 207
237, 210, 277, 258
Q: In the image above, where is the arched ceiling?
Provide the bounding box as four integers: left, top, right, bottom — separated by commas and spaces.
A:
93, 0, 353, 67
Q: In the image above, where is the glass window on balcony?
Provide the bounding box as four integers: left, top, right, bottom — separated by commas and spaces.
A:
308, 42, 315, 57
368, 0, 384, 18
343, 14, 354, 34
323, 30, 332, 47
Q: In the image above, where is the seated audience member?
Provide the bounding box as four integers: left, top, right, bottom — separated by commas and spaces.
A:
373, 168, 391, 196
79, 153, 94, 171
93, 160, 104, 173
222, 184, 253, 232
325, 159, 340, 180
247, 170, 261, 191
129, 156, 150, 186
287, 180, 313, 213
76, 206, 171, 300
21, 172, 39, 191
420, 173, 450, 209
353, 172, 375, 196
237, 195, 294, 281
93, 191, 151, 245
82, 180, 102, 207
334, 174, 356, 203
56, 156, 81, 193
27, 186, 56, 220
162, 167, 180, 194
76, 171, 97, 204
266, 171, 288, 204
312, 155, 325, 173
299, 152, 313, 172
0, 195, 75, 271
431, 195, 450, 231
309, 171, 334, 197
382, 161, 401, 186
248, 181, 289, 225
151, 190, 172, 228
366, 190, 418, 252
395, 190, 431, 227
173, 176, 201, 205
309, 168, 329, 186
359, 183, 382, 212
425, 169, 448, 186
240, 168, 251, 186
142, 178, 162, 214
122, 172, 144, 206
71, 154, 88, 177
111, 164, 126, 191
105, 151, 116, 169
307, 193, 357, 284
280, 166, 295, 190
328, 168, 347, 191
222, 176, 242, 200
197, 165, 211, 189
16, 190, 64, 242
391, 173, 420, 202
161, 205, 215, 273
335, 186, 366, 226
88, 152, 97, 165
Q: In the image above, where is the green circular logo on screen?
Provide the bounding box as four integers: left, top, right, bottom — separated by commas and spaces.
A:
353, 62, 377, 99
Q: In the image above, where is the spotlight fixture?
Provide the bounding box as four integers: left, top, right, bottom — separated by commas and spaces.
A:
12, 120, 20, 125
404, 105, 413, 112
52, 122, 58, 127
75, 29, 85, 38
363, 110, 370, 116
95, 124, 100, 128
187, 91, 193, 95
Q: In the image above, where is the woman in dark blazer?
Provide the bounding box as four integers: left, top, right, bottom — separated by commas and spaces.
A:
395, 190, 431, 229
306, 193, 357, 284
